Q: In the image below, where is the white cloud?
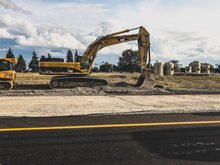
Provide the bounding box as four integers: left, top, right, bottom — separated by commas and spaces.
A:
0, 48, 7, 51
15, 30, 86, 49
0, 14, 37, 37
0, 28, 14, 39
151, 35, 220, 66
0, 0, 220, 66
0, 0, 32, 14
13, 0, 109, 32
0, 15, 86, 49
99, 42, 138, 55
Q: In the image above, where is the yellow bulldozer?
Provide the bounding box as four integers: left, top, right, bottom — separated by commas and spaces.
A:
0, 57, 17, 90
39, 26, 154, 89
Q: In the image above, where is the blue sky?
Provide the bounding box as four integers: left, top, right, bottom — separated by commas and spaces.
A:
0, 0, 220, 68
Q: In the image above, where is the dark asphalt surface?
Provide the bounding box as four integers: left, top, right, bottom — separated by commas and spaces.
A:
1, 113, 220, 165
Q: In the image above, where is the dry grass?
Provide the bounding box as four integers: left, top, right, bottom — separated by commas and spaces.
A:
92, 72, 140, 85
154, 75, 220, 89
14, 72, 220, 89
15, 73, 53, 85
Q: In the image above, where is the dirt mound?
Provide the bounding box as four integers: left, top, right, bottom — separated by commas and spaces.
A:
109, 75, 127, 79
1, 84, 220, 97
0, 72, 219, 97
110, 81, 133, 87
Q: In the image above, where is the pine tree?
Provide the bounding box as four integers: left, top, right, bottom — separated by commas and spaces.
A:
15, 55, 26, 72
74, 49, 78, 62
6, 48, 15, 58
66, 49, 73, 62
28, 51, 39, 72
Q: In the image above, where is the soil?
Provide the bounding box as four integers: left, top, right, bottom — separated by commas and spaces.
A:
1, 95, 220, 117
1, 73, 220, 117
0, 73, 219, 97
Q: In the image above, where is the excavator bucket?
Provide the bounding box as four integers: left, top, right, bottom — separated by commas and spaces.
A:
135, 72, 155, 88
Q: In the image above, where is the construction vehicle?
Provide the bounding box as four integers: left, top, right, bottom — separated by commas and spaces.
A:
0, 58, 18, 89
38, 26, 153, 89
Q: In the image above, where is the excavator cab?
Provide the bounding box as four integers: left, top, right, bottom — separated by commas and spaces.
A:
0, 58, 17, 90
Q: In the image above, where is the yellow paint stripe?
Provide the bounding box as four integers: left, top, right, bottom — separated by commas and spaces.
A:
1, 120, 220, 132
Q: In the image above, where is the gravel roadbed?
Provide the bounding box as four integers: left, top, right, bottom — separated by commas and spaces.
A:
1, 86, 220, 97
1, 95, 220, 117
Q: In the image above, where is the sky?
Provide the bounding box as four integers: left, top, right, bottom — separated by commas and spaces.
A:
0, 0, 220, 68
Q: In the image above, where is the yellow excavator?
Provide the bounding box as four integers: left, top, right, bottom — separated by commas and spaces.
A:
0, 57, 17, 89
38, 26, 153, 89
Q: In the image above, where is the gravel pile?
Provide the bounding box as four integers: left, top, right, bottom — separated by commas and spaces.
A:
0, 84, 220, 97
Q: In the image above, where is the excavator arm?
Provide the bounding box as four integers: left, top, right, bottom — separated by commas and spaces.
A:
80, 26, 151, 76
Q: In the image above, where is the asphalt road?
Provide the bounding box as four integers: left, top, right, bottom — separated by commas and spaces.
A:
1, 113, 220, 165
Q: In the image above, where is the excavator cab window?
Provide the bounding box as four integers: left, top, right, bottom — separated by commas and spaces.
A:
75, 55, 82, 62
0, 60, 12, 71
83, 61, 90, 69
11, 63, 16, 70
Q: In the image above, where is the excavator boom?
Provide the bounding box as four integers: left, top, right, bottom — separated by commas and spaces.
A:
80, 26, 151, 74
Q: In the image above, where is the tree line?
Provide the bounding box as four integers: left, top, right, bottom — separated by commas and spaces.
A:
5, 48, 143, 73
4, 48, 217, 73
92, 49, 141, 73
5, 48, 38, 72
4, 48, 77, 72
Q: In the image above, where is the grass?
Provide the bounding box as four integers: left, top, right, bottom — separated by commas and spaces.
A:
15, 73, 53, 85
154, 75, 220, 90
14, 72, 220, 89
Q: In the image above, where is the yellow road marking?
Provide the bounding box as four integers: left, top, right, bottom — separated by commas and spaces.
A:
1, 120, 220, 132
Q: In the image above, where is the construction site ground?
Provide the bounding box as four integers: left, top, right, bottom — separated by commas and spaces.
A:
1, 73, 220, 117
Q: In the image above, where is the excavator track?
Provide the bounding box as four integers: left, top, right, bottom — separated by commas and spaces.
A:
0, 80, 13, 90
50, 76, 108, 89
